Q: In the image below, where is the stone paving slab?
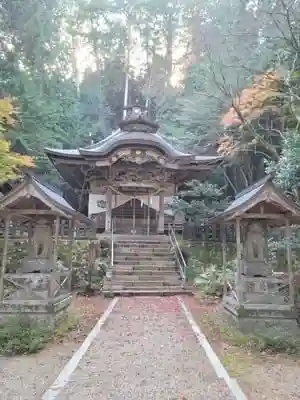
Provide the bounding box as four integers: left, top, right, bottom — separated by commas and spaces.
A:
57, 297, 235, 400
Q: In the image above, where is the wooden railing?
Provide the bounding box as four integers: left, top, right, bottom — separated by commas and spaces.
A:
110, 222, 114, 278
3, 270, 71, 302
241, 276, 289, 295
224, 274, 290, 305
0, 220, 95, 240
182, 223, 236, 243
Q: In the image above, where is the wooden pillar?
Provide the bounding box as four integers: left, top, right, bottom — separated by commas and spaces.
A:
0, 216, 10, 302
53, 216, 60, 267
221, 223, 227, 298
105, 188, 112, 232
285, 219, 295, 306
147, 192, 150, 236
132, 195, 136, 233
235, 218, 243, 304
158, 190, 164, 234
27, 221, 33, 256
68, 219, 75, 292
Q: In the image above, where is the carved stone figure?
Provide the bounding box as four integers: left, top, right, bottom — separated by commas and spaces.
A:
31, 219, 53, 258
243, 222, 270, 277
20, 219, 54, 273
245, 223, 266, 262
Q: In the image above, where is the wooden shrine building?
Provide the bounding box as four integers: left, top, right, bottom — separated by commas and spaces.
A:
213, 175, 300, 337
45, 106, 223, 235
0, 174, 93, 322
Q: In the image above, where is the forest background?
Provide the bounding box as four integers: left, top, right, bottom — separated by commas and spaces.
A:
1, 0, 300, 208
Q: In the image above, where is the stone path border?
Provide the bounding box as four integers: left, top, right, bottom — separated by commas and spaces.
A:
41, 297, 119, 400
178, 296, 248, 400
42, 296, 247, 400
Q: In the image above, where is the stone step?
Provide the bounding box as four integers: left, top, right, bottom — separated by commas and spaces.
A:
116, 238, 170, 243
114, 263, 175, 269
114, 264, 177, 270
114, 254, 173, 261
113, 270, 179, 277
112, 273, 181, 280
115, 235, 169, 242
114, 250, 174, 260
115, 241, 170, 248
114, 256, 175, 265
115, 246, 170, 252
111, 279, 182, 287
103, 287, 193, 296
115, 248, 171, 254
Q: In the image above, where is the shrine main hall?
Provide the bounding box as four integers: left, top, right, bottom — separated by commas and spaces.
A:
45, 107, 223, 235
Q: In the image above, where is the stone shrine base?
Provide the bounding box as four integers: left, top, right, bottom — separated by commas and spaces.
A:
0, 295, 72, 327
223, 299, 300, 339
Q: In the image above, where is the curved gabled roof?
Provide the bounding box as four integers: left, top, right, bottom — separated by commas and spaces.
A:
79, 131, 190, 158
45, 130, 190, 159
45, 115, 224, 168
0, 174, 93, 225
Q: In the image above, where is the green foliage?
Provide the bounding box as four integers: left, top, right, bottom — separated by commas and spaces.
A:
53, 313, 79, 342
219, 317, 300, 355
171, 180, 228, 223
58, 240, 108, 290
201, 307, 300, 356
0, 315, 51, 356
1, 0, 300, 196
0, 312, 78, 356
5, 241, 27, 272
194, 262, 234, 297
266, 130, 300, 198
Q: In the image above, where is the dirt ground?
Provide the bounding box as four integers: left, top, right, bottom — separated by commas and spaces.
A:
1, 294, 300, 399
0, 294, 110, 400
184, 294, 300, 400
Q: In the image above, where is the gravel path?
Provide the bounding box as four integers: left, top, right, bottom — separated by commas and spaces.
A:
0, 342, 79, 400
56, 296, 235, 400
0, 296, 109, 400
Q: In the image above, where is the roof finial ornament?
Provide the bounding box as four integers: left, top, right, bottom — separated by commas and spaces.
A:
124, 104, 148, 121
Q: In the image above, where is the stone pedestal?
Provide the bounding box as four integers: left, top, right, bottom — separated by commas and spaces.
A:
0, 271, 72, 326
223, 302, 300, 339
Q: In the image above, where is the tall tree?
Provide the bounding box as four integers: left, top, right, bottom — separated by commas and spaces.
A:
0, 96, 34, 183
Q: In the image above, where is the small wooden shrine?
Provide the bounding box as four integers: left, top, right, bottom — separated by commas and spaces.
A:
45, 106, 223, 235
214, 175, 300, 336
0, 174, 93, 324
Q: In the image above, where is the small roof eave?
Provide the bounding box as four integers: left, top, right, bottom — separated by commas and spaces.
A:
45, 147, 82, 158
176, 155, 224, 166
211, 177, 300, 225
0, 175, 94, 226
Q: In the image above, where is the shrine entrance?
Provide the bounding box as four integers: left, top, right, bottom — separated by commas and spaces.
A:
112, 198, 158, 234
46, 106, 224, 237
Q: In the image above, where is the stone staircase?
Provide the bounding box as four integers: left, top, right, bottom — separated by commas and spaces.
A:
103, 235, 192, 296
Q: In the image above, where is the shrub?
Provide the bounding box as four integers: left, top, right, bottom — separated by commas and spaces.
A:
0, 312, 78, 356
53, 313, 79, 342
58, 240, 108, 291
0, 316, 51, 356
194, 262, 234, 297
202, 308, 300, 355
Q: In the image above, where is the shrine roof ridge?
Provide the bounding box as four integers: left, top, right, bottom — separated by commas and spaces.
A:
235, 174, 274, 200
44, 123, 223, 163
45, 132, 190, 159
30, 175, 75, 212
0, 174, 93, 225
211, 174, 300, 224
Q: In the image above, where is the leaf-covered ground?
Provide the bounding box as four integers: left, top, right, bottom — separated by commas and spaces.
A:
0, 294, 110, 399
184, 293, 300, 400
